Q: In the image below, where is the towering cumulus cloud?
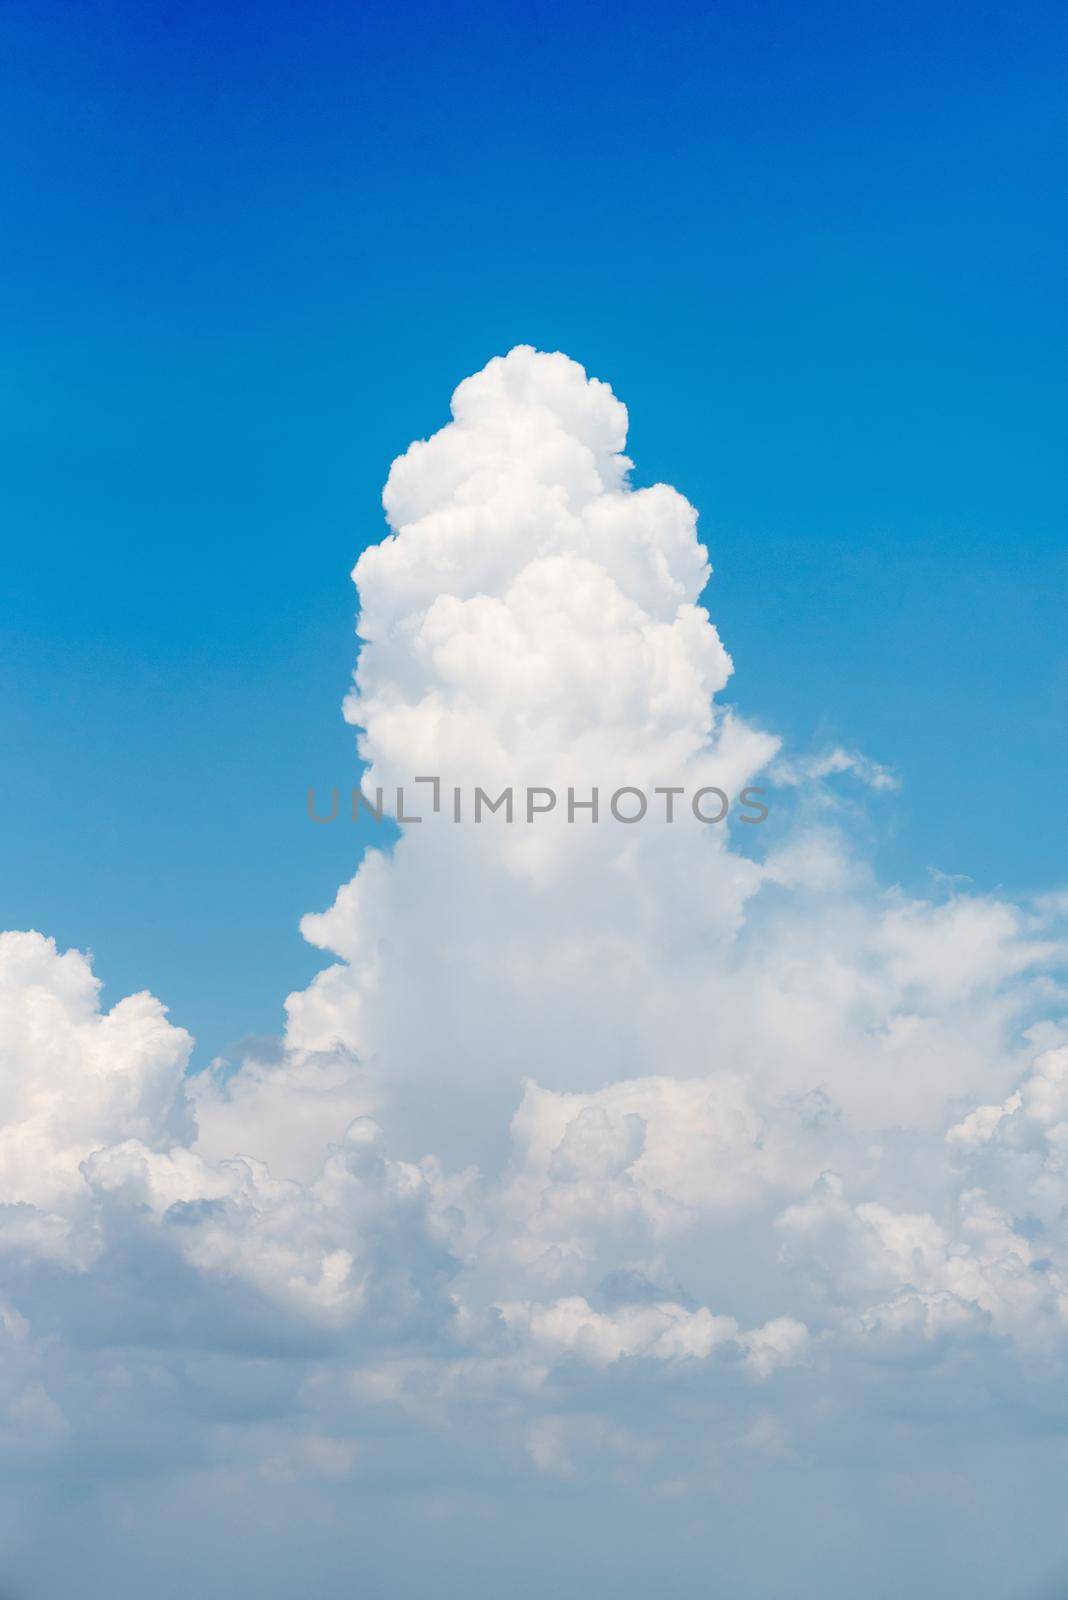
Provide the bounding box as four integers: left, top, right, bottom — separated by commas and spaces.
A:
2, 349, 1067, 1597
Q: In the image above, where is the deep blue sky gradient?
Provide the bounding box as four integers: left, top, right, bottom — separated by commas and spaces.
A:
3, 0, 1066, 1066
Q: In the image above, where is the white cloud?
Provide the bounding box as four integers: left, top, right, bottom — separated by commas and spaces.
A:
0, 929, 192, 1230
3, 347, 1068, 1594
771, 745, 899, 792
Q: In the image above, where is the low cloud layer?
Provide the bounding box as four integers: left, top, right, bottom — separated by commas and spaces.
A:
3, 348, 1067, 1597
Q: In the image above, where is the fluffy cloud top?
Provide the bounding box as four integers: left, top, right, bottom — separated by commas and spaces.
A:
2, 348, 1067, 1598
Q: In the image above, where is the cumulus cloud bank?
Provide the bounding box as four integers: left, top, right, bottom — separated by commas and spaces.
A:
3, 348, 1068, 1598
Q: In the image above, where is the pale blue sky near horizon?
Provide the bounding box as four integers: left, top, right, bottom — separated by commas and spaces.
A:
2, 0, 1066, 1070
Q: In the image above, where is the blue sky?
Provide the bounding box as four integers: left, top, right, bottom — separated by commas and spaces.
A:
3, 0, 1066, 1071
6, 10, 1068, 1594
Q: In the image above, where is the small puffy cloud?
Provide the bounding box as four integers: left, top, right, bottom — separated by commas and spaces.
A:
500, 1295, 741, 1365
740, 1316, 812, 1378
0, 929, 192, 1223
